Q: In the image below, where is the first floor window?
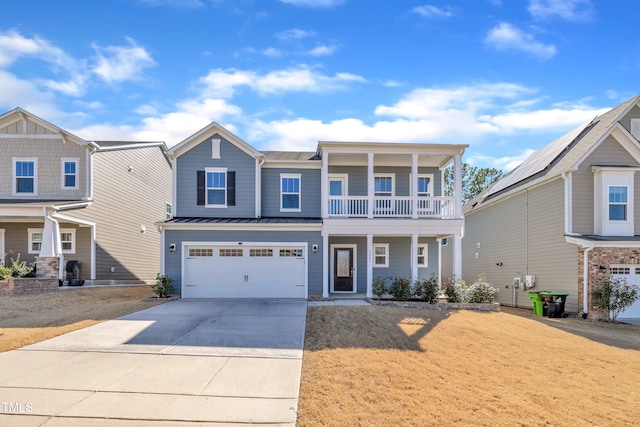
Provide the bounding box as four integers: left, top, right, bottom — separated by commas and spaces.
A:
14, 158, 37, 194
28, 229, 43, 254
62, 158, 79, 189
417, 244, 428, 267
609, 186, 628, 221
207, 169, 226, 207
373, 243, 389, 267
281, 174, 301, 211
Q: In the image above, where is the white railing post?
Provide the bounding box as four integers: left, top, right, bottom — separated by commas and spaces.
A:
367, 152, 374, 219
412, 154, 418, 219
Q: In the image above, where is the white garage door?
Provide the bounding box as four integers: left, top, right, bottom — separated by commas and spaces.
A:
610, 265, 640, 319
182, 243, 307, 298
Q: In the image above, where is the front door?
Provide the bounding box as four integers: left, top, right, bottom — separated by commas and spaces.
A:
334, 247, 354, 292
329, 176, 346, 215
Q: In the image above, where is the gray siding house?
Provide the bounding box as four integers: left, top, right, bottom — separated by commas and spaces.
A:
0, 108, 172, 284
461, 94, 640, 321
160, 122, 468, 298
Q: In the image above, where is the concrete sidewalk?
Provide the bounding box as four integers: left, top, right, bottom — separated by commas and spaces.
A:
0, 299, 307, 426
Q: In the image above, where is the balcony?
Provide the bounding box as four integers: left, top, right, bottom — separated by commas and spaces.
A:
327, 196, 456, 218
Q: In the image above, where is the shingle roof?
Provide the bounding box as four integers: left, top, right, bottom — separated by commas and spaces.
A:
262, 151, 319, 161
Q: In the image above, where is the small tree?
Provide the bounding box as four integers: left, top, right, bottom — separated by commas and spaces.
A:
592, 277, 640, 322
372, 276, 389, 300
443, 278, 464, 303
152, 273, 173, 298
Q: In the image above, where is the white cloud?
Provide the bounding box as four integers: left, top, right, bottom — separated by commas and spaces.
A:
262, 47, 283, 58
92, 37, 156, 84
528, 0, 594, 22
276, 28, 316, 40
306, 45, 337, 56
411, 5, 454, 18
485, 22, 557, 60
279, 0, 345, 7
381, 79, 404, 87
199, 65, 366, 98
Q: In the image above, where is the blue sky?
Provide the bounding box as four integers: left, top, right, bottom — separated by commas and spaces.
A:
0, 0, 638, 171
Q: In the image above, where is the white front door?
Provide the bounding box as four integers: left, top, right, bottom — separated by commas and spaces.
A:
183, 243, 307, 298
329, 175, 346, 215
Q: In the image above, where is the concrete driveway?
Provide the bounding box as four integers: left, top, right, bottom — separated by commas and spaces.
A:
0, 298, 307, 426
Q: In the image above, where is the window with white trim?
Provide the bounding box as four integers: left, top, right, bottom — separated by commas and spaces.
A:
206, 168, 227, 207
608, 186, 628, 221
593, 167, 635, 237
281, 174, 301, 211
373, 243, 389, 267
61, 158, 79, 189
28, 228, 75, 254
417, 244, 428, 267
374, 174, 394, 196
13, 158, 37, 195
28, 228, 43, 254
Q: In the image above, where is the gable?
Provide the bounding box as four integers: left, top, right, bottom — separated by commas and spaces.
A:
0, 108, 87, 146
169, 121, 262, 160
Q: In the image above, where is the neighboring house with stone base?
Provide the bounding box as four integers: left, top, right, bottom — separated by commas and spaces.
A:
0, 108, 172, 285
460, 94, 640, 322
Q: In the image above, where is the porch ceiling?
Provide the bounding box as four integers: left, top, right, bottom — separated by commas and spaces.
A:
326, 152, 451, 168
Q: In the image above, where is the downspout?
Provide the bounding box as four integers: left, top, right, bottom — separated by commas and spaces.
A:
256, 156, 265, 218
583, 245, 593, 317
43, 208, 64, 281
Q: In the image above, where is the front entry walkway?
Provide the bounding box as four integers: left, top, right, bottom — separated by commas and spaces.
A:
0, 299, 307, 426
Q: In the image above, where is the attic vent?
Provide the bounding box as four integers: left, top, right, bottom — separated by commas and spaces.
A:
631, 119, 640, 140
212, 138, 221, 159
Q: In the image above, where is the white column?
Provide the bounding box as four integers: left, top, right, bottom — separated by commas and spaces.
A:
39, 209, 61, 258
454, 153, 463, 219
411, 153, 419, 219
411, 234, 419, 283
366, 233, 373, 298
454, 233, 462, 281
322, 233, 329, 297
321, 151, 329, 218
367, 152, 374, 219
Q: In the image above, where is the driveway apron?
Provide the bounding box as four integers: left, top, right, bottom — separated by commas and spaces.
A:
0, 299, 307, 426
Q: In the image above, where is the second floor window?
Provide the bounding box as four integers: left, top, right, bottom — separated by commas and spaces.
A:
14, 159, 36, 195
206, 169, 227, 207
609, 186, 628, 221
62, 158, 79, 189
281, 174, 301, 211
374, 175, 393, 196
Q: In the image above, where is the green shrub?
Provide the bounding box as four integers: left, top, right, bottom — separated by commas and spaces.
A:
389, 277, 412, 301
372, 276, 389, 300
444, 278, 464, 303
592, 277, 640, 322
413, 275, 439, 303
8, 253, 35, 278
151, 273, 173, 298
464, 279, 497, 303
0, 264, 11, 280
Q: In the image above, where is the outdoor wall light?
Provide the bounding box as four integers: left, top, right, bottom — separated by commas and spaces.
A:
496, 262, 503, 267
312, 244, 319, 253
598, 265, 607, 272
169, 243, 176, 252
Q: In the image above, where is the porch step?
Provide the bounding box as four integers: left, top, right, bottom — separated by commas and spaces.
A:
329, 293, 368, 300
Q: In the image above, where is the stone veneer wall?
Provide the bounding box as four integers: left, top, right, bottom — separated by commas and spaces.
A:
0, 278, 59, 296
578, 247, 640, 320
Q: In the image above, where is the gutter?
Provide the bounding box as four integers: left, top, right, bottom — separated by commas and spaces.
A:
582, 245, 593, 317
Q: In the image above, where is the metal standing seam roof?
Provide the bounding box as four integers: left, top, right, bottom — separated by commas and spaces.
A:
482, 94, 640, 201
262, 151, 319, 161
164, 217, 323, 224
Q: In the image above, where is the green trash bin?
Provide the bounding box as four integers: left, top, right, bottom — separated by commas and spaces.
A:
528, 292, 544, 316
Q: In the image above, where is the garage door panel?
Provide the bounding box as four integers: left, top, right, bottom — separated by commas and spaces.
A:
183, 244, 307, 298
610, 265, 640, 319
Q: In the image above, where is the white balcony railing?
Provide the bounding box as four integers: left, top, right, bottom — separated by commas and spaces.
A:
327, 196, 456, 218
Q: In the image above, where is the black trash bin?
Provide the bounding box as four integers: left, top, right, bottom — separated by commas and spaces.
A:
65, 260, 84, 286
539, 292, 568, 318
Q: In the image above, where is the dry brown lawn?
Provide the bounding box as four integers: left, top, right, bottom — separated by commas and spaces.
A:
298, 305, 640, 427
0, 286, 171, 352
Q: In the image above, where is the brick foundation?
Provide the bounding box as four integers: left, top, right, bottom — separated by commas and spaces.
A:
578, 247, 640, 320
0, 278, 60, 296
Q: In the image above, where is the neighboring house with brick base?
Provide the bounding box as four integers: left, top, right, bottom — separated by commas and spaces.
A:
460, 94, 640, 321
0, 108, 172, 285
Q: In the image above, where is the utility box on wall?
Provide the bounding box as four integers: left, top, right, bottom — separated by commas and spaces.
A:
524, 275, 535, 289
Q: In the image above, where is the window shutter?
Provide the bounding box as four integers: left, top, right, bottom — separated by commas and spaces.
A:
227, 171, 236, 206
197, 170, 205, 206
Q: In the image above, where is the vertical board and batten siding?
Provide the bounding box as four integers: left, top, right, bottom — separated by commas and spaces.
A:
328, 166, 442, 196
175, 135, 256, 218
71, 147, 172, 281
0, 138, 88, 200
572, 136, 640, 235
0, 118, 57, 135
618, 105, 640, 134
261, 168, 321, 217
0, 222, 91, 275
163, 229, 323, 295
464, 179, 578, 311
